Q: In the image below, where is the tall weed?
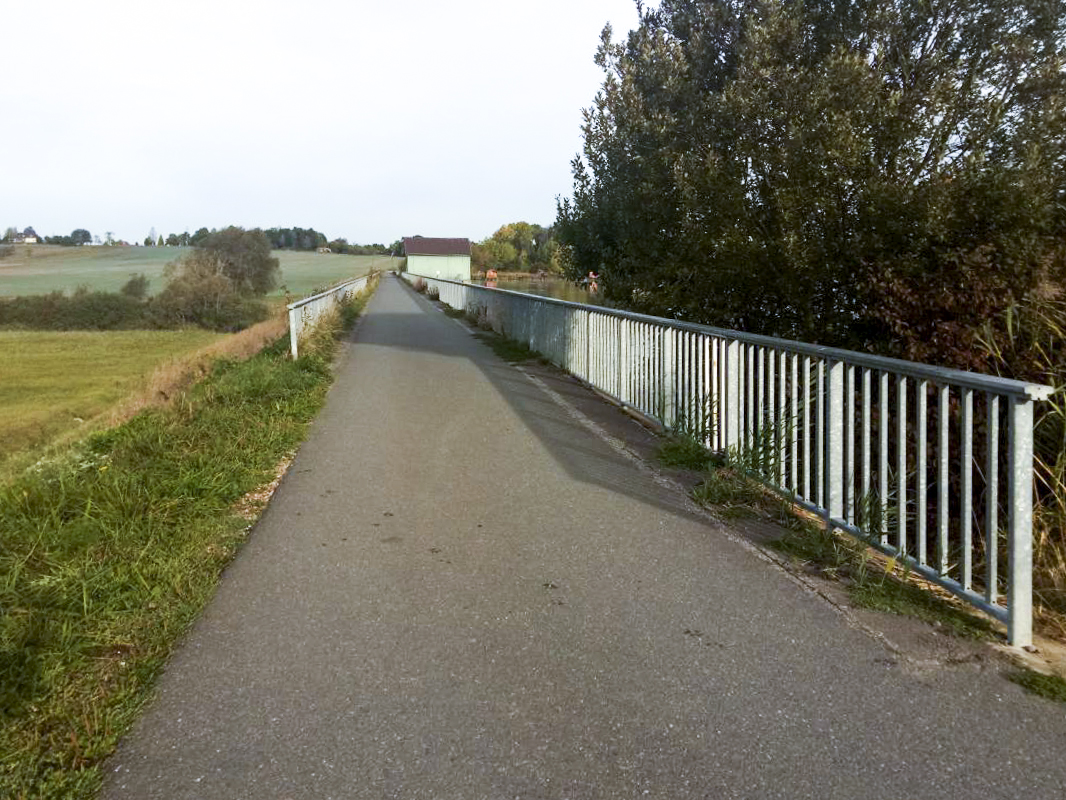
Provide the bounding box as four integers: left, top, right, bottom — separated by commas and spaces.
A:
977, 294, 1066, 629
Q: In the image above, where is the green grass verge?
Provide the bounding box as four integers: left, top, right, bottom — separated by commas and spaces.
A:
690, 464, 998, 640
0, 330, 224, 466
473, 331, 540, 363
657, 435, 717, 471
770, 516, 997, 640
1008, 667, 1066, 703
0, 291, 371, 797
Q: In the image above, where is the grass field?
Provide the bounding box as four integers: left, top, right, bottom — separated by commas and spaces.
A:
0, 329, 224, 467
0, 287, 373, 797
0, 245, 396, 298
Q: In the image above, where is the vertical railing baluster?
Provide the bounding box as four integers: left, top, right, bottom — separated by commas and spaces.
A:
802, 357, 812, 501
826, 360, 845, 523
757, 347, 766, 464
986, 394, 1000, 604
745, 345, 754, 456
777, 350, 786, 487
862, 368, 871, 527
726, 340, 741, 454
917, 379, 928, 565
791, 354, 799, 495
880, 371, 890, 546
816, 360, 825, 509
938, 385, 950, 576
897, 375, 908, 556
846, 364, 856, 525
961, 388, 974, 589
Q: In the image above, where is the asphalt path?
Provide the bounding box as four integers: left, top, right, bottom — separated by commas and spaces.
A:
104, 275, 1066, 799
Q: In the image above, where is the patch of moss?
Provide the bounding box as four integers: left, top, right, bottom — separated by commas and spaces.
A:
849, 575, 997, 640
1008, 668, 1066, 703
474, 332, 539, 363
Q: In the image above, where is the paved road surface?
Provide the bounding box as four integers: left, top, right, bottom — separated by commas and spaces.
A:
104, 275, 1066, 799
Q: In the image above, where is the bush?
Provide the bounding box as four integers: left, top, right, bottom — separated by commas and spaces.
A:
0, 290, 148, 330
120, 274, 150, 300
151, 270, 268, 332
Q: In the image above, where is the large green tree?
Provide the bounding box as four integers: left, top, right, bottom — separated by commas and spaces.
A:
557, 0, 1066, 365
192, 227, 280, 295
473, 222, 560, 272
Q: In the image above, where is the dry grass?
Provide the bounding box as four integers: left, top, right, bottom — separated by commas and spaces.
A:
106, 314, 288, 425
0, 315, 288, 482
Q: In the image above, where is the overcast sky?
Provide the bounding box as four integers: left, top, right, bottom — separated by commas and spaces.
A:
2, 0, 640, 245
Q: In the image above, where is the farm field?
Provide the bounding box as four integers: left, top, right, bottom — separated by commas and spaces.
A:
0, 329, 224, 468
273, 252, 398, 296
0, 245, 396, 298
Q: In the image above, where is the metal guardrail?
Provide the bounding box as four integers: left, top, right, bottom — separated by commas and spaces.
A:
286, 275, 374, 359
403, 273, 1053, 647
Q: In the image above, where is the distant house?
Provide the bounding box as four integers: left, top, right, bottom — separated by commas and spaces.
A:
13, 226, 38, 244
403, 236, 471, 282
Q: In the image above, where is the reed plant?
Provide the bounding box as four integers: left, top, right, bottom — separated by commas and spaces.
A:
977, 295, 1066, 633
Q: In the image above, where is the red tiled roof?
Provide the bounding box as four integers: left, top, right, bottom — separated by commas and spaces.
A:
403, 237, 471, 256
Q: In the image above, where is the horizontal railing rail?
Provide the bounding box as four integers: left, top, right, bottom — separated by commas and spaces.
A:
403, 272, 1053, 647
287, 274, 374, 359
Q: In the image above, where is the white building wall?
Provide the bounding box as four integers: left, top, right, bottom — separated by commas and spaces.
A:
406, 254, 470, 281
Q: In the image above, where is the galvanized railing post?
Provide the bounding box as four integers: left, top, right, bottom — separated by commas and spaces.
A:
1008, 396, 1035, 648
288, 306, 299, 360
825, 360, 845, 523
662, 327, 676, 429
724, 340, 741, 453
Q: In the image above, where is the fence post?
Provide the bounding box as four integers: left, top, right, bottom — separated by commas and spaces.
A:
725, 340, 740, 453
824, 360, 845, 523
662, 328, 676, 429
288, 307, 299, 360
1008, 396, 1035, 648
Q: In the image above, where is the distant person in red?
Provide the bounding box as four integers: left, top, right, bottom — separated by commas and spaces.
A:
486, 268, 498, 288
588, 271, 599, 293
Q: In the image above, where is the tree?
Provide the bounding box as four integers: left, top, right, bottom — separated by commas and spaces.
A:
182, 226, 280, 295
264, 226, 329, 251
473, 223, 559, 272
556, 0, 1066, 363
165, 233, 180, 246
154, 227, 275, 330
143, 236, 154, 247
71, 229, 92, 245
120, 273, 150, 300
